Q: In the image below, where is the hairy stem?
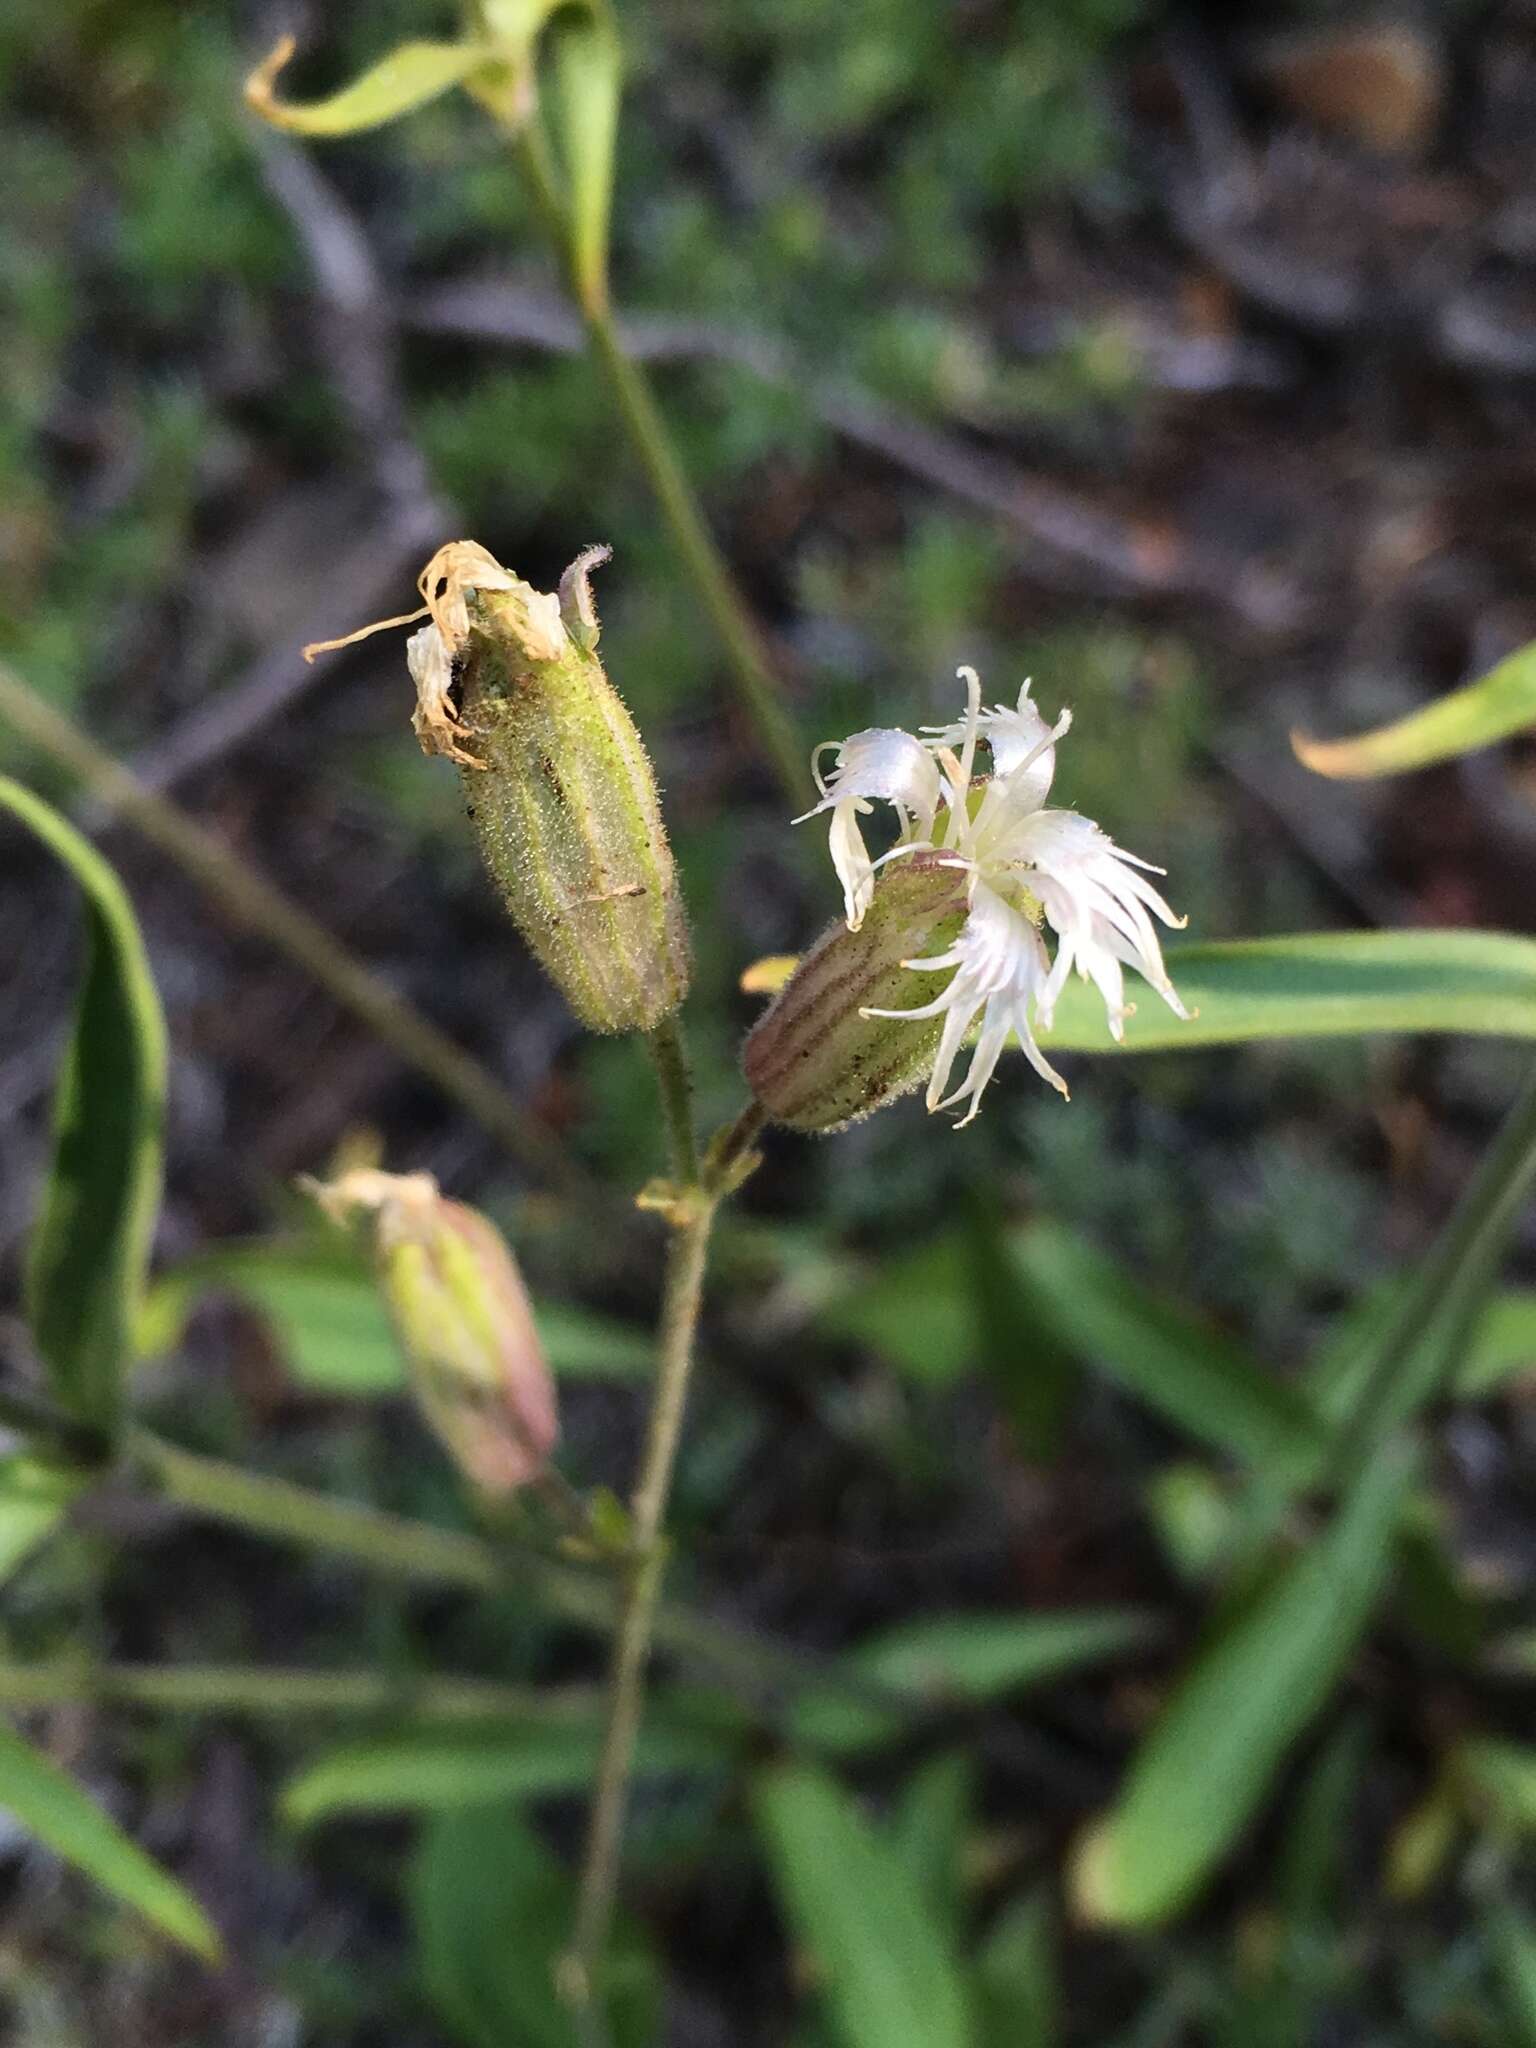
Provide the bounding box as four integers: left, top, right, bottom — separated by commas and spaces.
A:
646, 1013, 698, 1184
565, 1194, 715, 2019
0, 662, 579, 1194
561, 1055, 763, 2031
509, 130, 806, 808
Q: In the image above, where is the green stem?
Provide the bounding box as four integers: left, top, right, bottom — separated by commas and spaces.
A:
0, 1659, 598, 1721
0, 662, 581, 1195
646, 1014, 698, 1184
561, 1067, 764, 2031
510, 131, 806, 808
126, 1428, 812, 1699
565, 1192, 715, 2020
1329, 1056, 1536, 1486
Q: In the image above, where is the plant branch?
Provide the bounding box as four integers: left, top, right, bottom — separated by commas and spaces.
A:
508, 128, 807, 808
646, 1014, 698, 1185
0, 1658, 597, 1721
562, 1065, 765, 2032
1329, 1055, 1536, 1486
0, 662, 580, 1195
126, 1428, 808, 1700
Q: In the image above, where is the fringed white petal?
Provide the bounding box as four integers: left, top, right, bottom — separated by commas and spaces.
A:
794, 728, 943, 928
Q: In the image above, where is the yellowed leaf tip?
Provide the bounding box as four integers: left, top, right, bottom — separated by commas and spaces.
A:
1289, 725, 1359, 778
740, 954, 800, 997
244, 34, 298, 119
1066, 1815, 1119, 1927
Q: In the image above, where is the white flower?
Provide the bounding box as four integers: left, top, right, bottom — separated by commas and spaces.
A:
798, 666, 1190, 1121
794, 727, 942, 929
922, 679, 1061, 808
864, 880, 1068, 1124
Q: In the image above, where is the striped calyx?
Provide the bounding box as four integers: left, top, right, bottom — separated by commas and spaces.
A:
743, 855, 970, 1132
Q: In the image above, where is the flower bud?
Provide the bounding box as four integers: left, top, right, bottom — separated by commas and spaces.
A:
306, 541, 690, 1034
307, 1170, 557, 1496
450, 544, 689, 1034
743, 855, 970, 1132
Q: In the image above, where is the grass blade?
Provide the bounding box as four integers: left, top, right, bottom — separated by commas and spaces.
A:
0, 1718, 219, 1961
1074, 1440, 1415, 1926
1292, 637, 1536, 778
754, 1763, 971, 2048
1039, 929, 1536, 1054
4, 777, 166, 1434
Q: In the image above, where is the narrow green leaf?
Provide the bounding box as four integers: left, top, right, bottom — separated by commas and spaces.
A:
0, 1718, 219, 1960
1454, 1739, 1536, 1834
975, 1888, 1057, 2048
0, 1455, 85, 1583
892, 1752, 974, 1942
245, 35, 495, 136
819, 1235, 969, 1386
1038, 930, 1536, 1054
1011, 1221, 1322, 1474
412, 1804, 656, 2048
1144, 1464, 1238, 1584
283, 1717, 726, 1826
1311, 1284, 1536, 1413
1275, 1714, 1368, 1927
1395, 1508, 1485, 1662
1489, 1901, 1536, 2047
1075, 1441, 1415, 1926
1293, 638, 1536, 779
3, 777, 166, 1433
792, 1608, 1156, 1755
754, 1764, 971, 2048
1313, 1058, 1536, 1485
1385, 1778, 1460, 1901
543, 3, 621, 307
962, 1196, 1077, 1456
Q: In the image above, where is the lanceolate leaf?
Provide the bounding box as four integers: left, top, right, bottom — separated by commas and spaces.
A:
1293, 637, 1536, 778
0, 1718, 219, 1960
792, 1608, 1156, 1754
412, 1804, 656, 2048
0, 1455, 85, 1584
542, 2, 621, 307
283, 1718, 727, 1826
754, 1764, 971, 2048
754, 929, 1536, 1058
3, 778, 166, 1434
1010, 1221, 1323, 1474
1039, 930, 1536, 1054
1074, 1440, 1415, 1927
245, 35, 497, 136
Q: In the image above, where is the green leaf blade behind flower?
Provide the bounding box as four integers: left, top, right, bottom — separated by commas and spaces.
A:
1039, 930, 1536, 1055
1293, 637, 1536, 778
3, 778, 167, 1435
